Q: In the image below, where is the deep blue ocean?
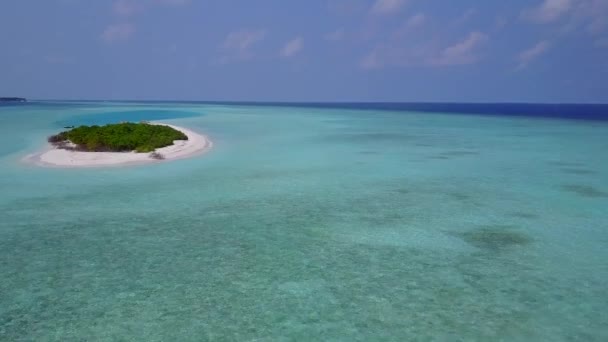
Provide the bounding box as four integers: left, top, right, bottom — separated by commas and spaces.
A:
192, 102, 608, 121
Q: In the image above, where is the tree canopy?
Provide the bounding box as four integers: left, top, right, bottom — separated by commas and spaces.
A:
48, 122, 188, 153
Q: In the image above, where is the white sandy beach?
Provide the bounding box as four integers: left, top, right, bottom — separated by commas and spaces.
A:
23, 123, 212, 167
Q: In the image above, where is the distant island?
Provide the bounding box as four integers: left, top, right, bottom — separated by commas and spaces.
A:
48, 122, 188, 156
0, 97, 26, 102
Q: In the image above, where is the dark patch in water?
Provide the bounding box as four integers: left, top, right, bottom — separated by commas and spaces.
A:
448, 192, 470, 201
429, 150, 479, 160
455, 225, 532, 252
561, 184, 608, 198
441, 151, 479, 157
394, 188, 410, 195
509, 212, 539, 220
322, 119, 350, 124
246, 167, 328, 181
358, 150, 380, 155
560, 168, 596, 175
548, 161, 584, 167
324, 132, 418, 144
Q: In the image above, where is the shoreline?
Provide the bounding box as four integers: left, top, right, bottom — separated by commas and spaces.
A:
22, 123, 212, 168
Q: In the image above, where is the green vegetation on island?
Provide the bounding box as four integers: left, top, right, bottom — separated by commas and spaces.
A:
48, 122, 187, 153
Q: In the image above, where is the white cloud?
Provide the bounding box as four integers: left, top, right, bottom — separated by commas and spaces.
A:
112, 0, 142, 16
389, 13, 427, 39
156, 0, 191, 5
325, 28, 345, 41
328, 0, 367, 15
360, 49, 381, 69
432, 31, 488, 66
522, 0, 573, 23
223, 29, 266, 51
577, 0, 608, 34
44, 55, 74, 64
495, 16, 508, 30
455, 8, 478, 25
101, 23, 136, 43
360, 43, 432, 69
361, 31, 488, 69
112, 0, 190, 17
280, 37, 304, 58
517, 40, 551, 69
595, 37, 608, 47
371, 0, 407, 15
405, 13, 426, 29
522, 0, 608, 36
220, 29, 266, 62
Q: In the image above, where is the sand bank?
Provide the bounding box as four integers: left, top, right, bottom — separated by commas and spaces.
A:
23, 123, 212, 168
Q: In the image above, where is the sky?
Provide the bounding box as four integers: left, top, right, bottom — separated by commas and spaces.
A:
1, 0, 607, 103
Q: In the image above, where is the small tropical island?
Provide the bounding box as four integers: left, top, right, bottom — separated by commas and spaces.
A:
24, 121, 212, 167
0, 97, 27, 102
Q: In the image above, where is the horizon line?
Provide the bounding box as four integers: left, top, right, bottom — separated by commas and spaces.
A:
26, 99, 608, 106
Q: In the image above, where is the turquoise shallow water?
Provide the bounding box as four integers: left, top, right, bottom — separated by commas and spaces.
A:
1, 102, 607, 340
